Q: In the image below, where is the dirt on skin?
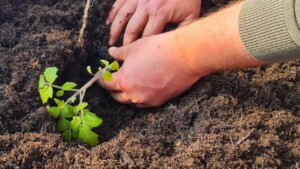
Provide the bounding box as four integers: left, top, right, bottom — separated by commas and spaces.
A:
0, 0, 300, 168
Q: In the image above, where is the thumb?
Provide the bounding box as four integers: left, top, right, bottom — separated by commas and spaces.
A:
108, 46, 128, 61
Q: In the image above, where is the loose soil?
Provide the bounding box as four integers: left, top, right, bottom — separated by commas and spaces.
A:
0, 0, 300, 168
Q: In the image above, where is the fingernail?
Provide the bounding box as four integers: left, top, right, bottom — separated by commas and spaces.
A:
109, 38, 114, 46
105, 19, 110, 25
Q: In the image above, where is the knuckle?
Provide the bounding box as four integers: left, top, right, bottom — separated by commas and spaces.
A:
144, 2, 162, 15
139, 0, 154, 13
115, 0, 126, 4
131, 97, 143, 104
118, 78, 130, 92
118, 9, 133, 19
125, 25, 139, 35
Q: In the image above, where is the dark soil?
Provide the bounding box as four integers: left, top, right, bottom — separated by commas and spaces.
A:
0, 0, 300, 168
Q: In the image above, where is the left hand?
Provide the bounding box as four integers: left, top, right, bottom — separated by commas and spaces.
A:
106, 0, 201, 45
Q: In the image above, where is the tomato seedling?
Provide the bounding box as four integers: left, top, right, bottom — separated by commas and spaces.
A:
38, 60, 119, 146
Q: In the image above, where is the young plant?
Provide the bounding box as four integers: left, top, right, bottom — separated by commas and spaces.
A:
38, 60, 119, 146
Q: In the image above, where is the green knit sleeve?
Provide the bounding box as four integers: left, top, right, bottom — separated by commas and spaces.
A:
239, 0, 300, 63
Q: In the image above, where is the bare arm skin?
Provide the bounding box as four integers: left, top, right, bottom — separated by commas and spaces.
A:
99, 2, 264, 107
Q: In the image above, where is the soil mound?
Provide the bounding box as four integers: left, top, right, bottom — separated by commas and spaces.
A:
0, 0, 299, 168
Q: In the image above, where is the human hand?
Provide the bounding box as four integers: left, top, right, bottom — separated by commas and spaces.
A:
106, 0, 201, 46
98, 32, 205, 107
100, 2, 265, 108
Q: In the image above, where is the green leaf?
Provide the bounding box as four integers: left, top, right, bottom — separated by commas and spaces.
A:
110, 61, 120, 71
70, 116, 81, 131
61, 104, 74, 118
83, 110, 103, 128
39, 75, 45, 89
63, 129, 72, 142
87, 66, 93, 75
44, 67, 58, 84
57, 118, 70, 132
79, 124, 99, 146
39, 85, 53, 104
72, 129, 79, 140
46, 106, 61, 118
74, 102, 88, 114
62, 82, 77, 91
102, 71, 112, 81
78, 102, 88, 110
69, 97, 76, 103
56, 90, 64, 97
54, 98, 64, 107
73, 106, 80, 114
100, 60, 109, 67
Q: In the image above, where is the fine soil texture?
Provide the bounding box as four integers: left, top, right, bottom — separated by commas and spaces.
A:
1, 0, 300, 168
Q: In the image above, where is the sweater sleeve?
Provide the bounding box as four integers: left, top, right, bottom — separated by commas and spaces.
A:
239, 0, 300, 63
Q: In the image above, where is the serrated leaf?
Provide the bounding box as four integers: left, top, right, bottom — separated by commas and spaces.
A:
61, 104, 74, 118
39, 75, 45, 89
62, 82, 77, 91
54, 98, 64, 107
87, 66, 93, 75
57, 118, 70, 132
39, 85, 53, 104
70, 116, 81, 131
102, 71, 112, 81
63, 129, 72, 142
78, 102, 88, 110
46, 106, 61, 118
83, 110, 103, 128
110, 61, 120, 71
44, 67, 58, 84
79, 124, 99, 146
100, 60, 109, 67
56, 90, 64, 97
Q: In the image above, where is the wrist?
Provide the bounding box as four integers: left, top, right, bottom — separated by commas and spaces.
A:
165, 26, 211, 78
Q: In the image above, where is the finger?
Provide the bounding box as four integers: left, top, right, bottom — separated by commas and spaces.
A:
177, 19, 197, 28
177, 13, 199, 29
111, 92, 131, 104
106, 0, 127, 25
109, 1, 137, 46
108, 46, 127, 61
97, 72, 121, 92
123, 7, 148, 45
142, 16, 167, 38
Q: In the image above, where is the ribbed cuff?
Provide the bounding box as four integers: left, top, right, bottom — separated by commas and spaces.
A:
239, 0, 300, 63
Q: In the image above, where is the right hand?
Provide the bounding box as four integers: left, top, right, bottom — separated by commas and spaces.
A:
98, 32, 205, 107
106, 0, 201, 45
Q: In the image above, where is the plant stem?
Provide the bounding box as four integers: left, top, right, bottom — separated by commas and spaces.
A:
77, 0, 91, 47
79, 89, 86, 123
66, 71, 102, 104
45, 83, 79, 92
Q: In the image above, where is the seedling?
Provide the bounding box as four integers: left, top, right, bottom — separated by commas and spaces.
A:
38, 60, 119, 146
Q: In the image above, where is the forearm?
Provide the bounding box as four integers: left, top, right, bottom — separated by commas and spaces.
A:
170, 2, 263, 76
169, 0, 300, 76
